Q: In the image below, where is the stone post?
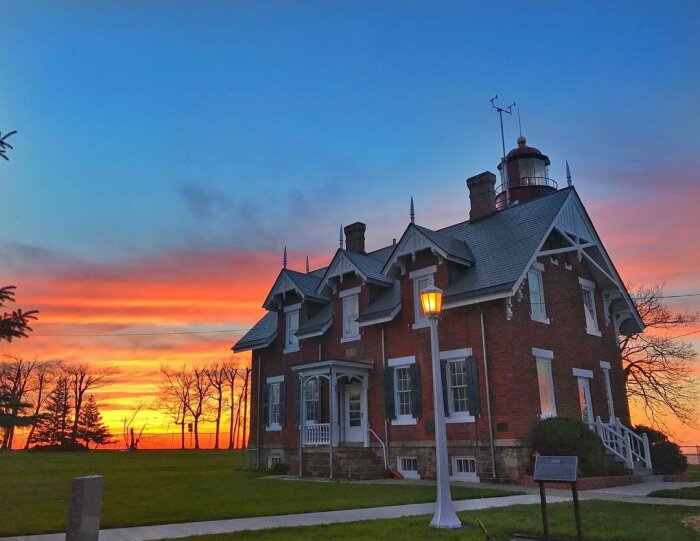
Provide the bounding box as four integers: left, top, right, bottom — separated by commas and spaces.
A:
66, 475, 103, 541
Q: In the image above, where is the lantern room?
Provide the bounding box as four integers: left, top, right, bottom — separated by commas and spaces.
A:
495, 136, 557, 210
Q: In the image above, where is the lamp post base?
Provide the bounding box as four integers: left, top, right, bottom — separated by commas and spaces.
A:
430, 508, 462, 529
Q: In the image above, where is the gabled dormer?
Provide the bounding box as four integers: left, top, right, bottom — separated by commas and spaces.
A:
263, 268, 327, 310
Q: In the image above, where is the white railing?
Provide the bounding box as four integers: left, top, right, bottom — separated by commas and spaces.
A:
368, 427, 388, 470
303, 423, 331, 446
590, 416, 652, 471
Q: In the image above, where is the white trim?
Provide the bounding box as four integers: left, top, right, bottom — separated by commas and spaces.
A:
445, 413, 476, 424
283, 303, 302, 312
388, 355, 416, 367
340, 335, 360, 343
411, 320, 430, 330
578, 276, 596, 289
442, 290, 512, 310
339, 286, 361, 298
296, 320, 332, 339
392, 416, 418, 426
265, 424, 282, 432
409, 265, 437, 279
266, 375, 284, 383
531, 260, 545, 272
572, 368, 594, 378
599, 361, 611, 369
439, 348, 473, 361
531, 347, 554, 360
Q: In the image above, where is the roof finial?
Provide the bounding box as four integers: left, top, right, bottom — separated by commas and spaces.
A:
306, 255, 310, 273
283, 246, 287, 269
566, 160, 572, 187
410, 196, 415, 224
339, 225, 344, 249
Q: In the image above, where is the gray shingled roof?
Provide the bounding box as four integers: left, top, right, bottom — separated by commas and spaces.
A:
232, 311, 278, 352
413, 224, 475, 265
342, 250, 394, 286
296, 303, 332, 338
441, 188, 572, 303
357, 281, 401, 323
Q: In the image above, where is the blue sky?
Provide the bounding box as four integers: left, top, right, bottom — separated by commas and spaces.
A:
2, 0, 698, 262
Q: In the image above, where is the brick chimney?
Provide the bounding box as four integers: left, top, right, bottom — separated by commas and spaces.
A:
344, 222, 366, 254
467, 171, 496, 221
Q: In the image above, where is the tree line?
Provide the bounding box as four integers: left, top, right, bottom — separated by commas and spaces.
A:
158, 360, 251, 450
0, 357, 114, 449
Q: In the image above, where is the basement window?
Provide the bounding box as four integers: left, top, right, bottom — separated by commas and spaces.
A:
451, 456, 479, 481
397, 456, 420, 479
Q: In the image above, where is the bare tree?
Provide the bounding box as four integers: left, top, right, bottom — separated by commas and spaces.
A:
622, 284, 699, 430
205, 363, 227, 449
122, 403, 148, 450
187, 367, 213, 449
158, 365, 193, 449
0, 356, 41, 448
222, 361, 238, 449
240, 366, 251, 449
62, 363, 118, 444
24, 361, 58, 449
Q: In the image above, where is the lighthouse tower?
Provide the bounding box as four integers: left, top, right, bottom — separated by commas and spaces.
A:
495, 136, 557, 210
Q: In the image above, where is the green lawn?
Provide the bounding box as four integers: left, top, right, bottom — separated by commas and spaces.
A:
649, 485, 700, 500
688, 464, 700, 481
184, 501, 700, 541
0, 450, 519, 536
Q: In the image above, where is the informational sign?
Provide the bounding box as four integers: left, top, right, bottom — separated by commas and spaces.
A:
533, 455, 578, 483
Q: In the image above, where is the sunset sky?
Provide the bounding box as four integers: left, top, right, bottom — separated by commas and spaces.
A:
1, 2, 698, 443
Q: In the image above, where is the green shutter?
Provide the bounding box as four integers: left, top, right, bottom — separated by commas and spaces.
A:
465, 356, 481, 417
279, 381, 286, 426
409, 362, 422, 419
383, 367, 396, 420
263, 383, 269, 427
440, 360, 449, 415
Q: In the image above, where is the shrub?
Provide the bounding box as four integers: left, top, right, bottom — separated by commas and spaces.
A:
29, 441, 89, 452
269, 461, 290, 475
633, 425, 687, 475
531, 417, 608, 477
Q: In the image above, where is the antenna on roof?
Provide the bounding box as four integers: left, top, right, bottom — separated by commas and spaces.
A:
306, 255, 310, 273
517, 106, 523, 138
283, 246, 287, 269
490, 95, 516, 207
410, 196, 415, 224
566, 160, 572, 187
339, 225, 344, 249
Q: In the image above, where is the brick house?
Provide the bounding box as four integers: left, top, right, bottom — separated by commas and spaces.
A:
233, 137, 648, 483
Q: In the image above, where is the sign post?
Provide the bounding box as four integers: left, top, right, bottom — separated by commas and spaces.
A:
532, 455, 583, 541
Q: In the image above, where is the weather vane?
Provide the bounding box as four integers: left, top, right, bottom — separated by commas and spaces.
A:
0, 130, 17, 162
490, 96, 515, 160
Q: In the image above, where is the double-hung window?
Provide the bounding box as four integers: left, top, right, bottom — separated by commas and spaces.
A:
573, 368, 594, 424
265, 375, 284, 431
387, 356, 420, 426
304, 378, 320, 424
579, 277, 600, 336
440, 348, 478, 423
528, 262, 549, 324
410, 266, 436, 329
340, 287, 360, 342
533, 348, 556, 418
284, 304, 300, 353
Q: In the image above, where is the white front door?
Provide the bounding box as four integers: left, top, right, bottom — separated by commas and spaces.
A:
344, 383, 364, 442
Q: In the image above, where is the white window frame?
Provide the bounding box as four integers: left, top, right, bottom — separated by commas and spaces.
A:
575, 370, 594, 424
266, 375, 284, 431
340, 287, 361, 343
410, 266, 436, 329
283, 303, 300, 353
440, 348, 475, 423
579, 277, 601, 337
533, 348, 557, 419
397, 456, 420, 479
600, 361, 615, 420
528, 262, 550, 324
450, 455, 479, 482
388, 356, 417, 426
304, 377, 320, 425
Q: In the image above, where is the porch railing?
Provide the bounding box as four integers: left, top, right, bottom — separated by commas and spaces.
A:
303, 423, 331, 446
590, 416, 652, 471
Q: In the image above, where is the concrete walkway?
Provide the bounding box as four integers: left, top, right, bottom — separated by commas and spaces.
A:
3, 481, 698, 541
0, 494, 570, 541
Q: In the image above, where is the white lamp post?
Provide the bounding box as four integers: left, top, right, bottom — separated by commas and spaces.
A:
420, 278, 462, 529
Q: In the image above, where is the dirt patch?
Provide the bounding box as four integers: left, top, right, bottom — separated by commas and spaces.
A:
681, 515, 700, 532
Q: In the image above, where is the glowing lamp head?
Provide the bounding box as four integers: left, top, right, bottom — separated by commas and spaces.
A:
420, 283, 443, 318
